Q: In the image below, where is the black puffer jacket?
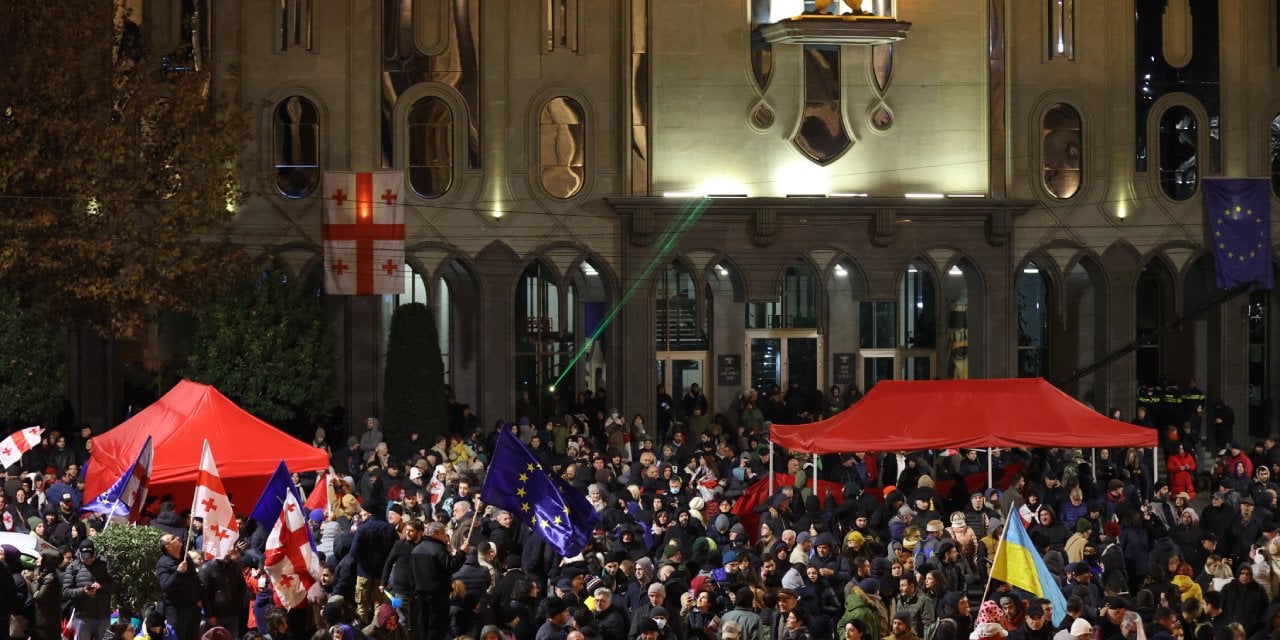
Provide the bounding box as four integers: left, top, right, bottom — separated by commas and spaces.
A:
61, 556, 113, 620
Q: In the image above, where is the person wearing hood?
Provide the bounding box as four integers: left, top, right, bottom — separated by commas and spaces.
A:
839, 580, 884, 640
811, 534, 851, 584
931, 591, 972, 640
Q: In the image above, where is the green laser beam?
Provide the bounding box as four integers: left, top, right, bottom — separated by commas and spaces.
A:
550, 197, 711, 391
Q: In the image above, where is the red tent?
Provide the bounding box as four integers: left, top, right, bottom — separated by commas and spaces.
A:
85, 380, 330, 511
770, 378, 1158, 453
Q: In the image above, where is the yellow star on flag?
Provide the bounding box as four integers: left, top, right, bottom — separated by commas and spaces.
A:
554, 516, 563, 525
516, 487, 526, 497
527, 463, 535, 472
518, 473, 528, 483
1215, 231, 1222, 237
563, 505, 571, 514
1236, 205, 1242, 212
521, 502, 530, 512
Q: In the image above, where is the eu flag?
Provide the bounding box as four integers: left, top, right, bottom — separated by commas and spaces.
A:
1205, 178, 1273, 290
481, 430, 600, 556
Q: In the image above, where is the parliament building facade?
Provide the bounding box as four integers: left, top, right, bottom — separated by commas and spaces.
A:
83, 0, 1280, 442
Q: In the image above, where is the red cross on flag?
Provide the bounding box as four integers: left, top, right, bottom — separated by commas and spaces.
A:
322, 171, 405, 296
263, 482, 321, 609
0, 426, 42, 469
191, 440, 239, 560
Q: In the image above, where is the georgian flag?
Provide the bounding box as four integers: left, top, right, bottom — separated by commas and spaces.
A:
427, 464, 449, 506
263, 485, 321, 608
82, 437, 152, 524
322, 171, 405, 296
0, 427, 41, 468
303, 468, 336, 518
191, 440, 239, 560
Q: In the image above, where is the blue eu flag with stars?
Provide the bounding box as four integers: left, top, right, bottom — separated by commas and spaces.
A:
481, 429, 600, 557
1205, 178, 1273, 290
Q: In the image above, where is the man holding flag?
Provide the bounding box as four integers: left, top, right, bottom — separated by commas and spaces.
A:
155, 532, 203, 640
990, 513, 1069, 627
251, 462, 323, 620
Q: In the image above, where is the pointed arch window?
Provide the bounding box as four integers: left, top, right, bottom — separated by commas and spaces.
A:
747, 260, 819, 329
1017, 261, 1049, 377
656, 262, 707, 351
899, 261, 936, 349
273, 96, 320, 198
515, 263, 574, 419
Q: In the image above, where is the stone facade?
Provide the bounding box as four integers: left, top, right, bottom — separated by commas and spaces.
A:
79, 0, 1280, 442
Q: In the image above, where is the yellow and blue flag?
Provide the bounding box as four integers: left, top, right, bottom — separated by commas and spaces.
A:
990, 514, 1068, 626
1204, 178, 1273, 290
481, 429, 600, 557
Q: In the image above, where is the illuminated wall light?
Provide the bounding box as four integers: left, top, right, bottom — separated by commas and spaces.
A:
905, 193, 944, 199
830, 193, 869, 197
581, 263, 598, 277
716, 265, 730, 276
664, 191, 698, 198
697, 179, 749, 197
948, 266, 964, 276
945, 193, 986, 198
1023, 266, 1040, 274
834, 265, 848, 277
1116, 201, 1128, 220
907, 266, 918, 273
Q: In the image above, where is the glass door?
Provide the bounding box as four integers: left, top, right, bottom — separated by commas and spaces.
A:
746, 330, 822, 393
656, 354, 707, 421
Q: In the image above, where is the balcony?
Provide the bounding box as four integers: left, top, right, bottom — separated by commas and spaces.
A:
758, 14, 911, 46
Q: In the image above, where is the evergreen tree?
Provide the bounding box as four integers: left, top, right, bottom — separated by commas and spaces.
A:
382, 302, 447, 450
185, 266, 334, 423
0, 291, 65, 425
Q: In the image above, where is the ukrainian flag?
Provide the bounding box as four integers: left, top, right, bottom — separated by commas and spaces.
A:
990, 514, 1069, 626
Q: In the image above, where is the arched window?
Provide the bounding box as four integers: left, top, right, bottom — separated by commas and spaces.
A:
747, 260, 819, 329
1135, 265, 1165, 386
539, 97, 586, 199
515, 263, 572, 420
1042, 104, 1082, 199
656, 262, 707, 351
408, 97, 453, 198
1017, 261, 1049, 377
273, 96, 320, 198
899, 260, 936, 349
1158, 106, 1198, 200
1270, 113, 1280, 197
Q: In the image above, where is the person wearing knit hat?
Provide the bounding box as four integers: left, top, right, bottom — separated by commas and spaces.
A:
1065, 518, 1091, 563
540, 596, 570, 637
1069, 618, 1092, 638
889, 612, 919, 640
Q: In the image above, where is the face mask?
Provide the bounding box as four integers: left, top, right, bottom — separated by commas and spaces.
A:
655, 619, 667, 629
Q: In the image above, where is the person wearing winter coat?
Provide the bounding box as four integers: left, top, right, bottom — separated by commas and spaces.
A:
1165, 444, 1196, 500
62, 540, 114, 640
30, 549, 61, 640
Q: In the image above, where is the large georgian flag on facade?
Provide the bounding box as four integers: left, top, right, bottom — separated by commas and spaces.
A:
0, 427, 41, 468
322, 171, 405, 295
191, 440, 239, 560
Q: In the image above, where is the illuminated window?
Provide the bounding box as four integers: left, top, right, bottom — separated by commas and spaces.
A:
273, 96, 320, 199
1042, 104, 1082, 199
1158, 106, 1198, 200
539, 97, 586, 199
407, 97, 453, 198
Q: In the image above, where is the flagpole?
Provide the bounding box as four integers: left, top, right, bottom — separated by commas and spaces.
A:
185, 440, 208, 558
979, 512, 1014, 606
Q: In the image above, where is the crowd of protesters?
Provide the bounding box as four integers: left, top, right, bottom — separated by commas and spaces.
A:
0, 378, 1277, 640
